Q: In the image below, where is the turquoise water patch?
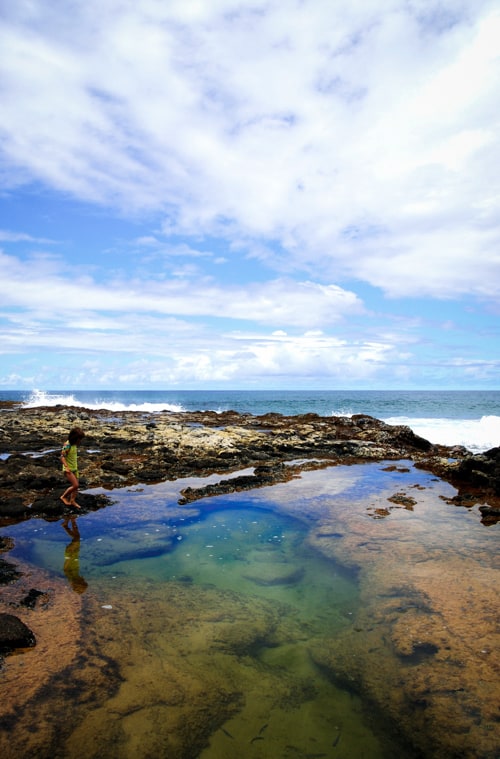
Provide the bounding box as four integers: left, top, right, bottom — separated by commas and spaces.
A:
7, 495, 359, 636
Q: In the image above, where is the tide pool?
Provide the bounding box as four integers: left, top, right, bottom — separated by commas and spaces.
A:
0, 461, 498, 758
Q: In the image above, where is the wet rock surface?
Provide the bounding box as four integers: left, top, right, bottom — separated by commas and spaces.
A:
1, 404, 498, 523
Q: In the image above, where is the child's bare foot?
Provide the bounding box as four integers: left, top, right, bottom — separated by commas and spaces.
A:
60, 495, 72, 506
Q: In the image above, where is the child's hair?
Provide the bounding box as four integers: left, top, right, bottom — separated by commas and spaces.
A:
68, 427, 85, 445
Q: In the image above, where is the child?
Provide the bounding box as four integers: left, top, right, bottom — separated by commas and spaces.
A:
60, 427, 85, 509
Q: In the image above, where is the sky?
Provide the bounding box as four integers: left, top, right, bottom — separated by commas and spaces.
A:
0, 0, 499, 391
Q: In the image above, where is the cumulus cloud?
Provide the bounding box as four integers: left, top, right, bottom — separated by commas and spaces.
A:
1, 0, 499, 299
0, 246, 418, 386
0, 250, 363, 328
0, 1, 498, 390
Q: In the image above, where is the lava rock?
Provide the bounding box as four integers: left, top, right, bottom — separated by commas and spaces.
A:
0, 613, 36, 654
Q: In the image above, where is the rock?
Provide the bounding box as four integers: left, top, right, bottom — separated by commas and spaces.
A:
19, 588, 47, 609
455, 448, 500, 494
0, 497, 29, 520
0, 558, 21, 585
0, 404, 495, 522
178, 465, 290, 504
0, 613, 36, 654
387, 492, 417, 509
243, 565, 305, 586
28, 492, 113, 519
478, 503, 500, 524
479, 504, 500, 516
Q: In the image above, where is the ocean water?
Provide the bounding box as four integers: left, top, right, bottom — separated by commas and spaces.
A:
1, 387, 499, 452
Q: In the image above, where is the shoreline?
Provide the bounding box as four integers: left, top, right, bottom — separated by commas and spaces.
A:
0, 404, 499, 525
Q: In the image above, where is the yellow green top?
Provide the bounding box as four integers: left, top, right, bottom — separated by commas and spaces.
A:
62, 442, 78, 473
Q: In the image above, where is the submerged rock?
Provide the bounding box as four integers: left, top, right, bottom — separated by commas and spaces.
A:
0, 613, 36, 654
0, 558, 21, 585
243, 565, 305, 586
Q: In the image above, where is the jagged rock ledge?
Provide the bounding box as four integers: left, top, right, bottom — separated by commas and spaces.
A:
0, 404, 499, 524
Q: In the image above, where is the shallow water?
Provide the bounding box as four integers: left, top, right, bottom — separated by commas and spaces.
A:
1, 461, 498, 758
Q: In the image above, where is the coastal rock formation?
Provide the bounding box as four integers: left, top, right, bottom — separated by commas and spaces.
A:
454, 446, 500, 493
1, 404, 497, 524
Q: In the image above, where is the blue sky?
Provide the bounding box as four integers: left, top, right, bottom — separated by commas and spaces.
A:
0, 0, 499, 390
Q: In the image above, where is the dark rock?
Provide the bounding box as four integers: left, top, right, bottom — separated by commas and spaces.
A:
138, 467, 162, 482
102, 457, 120, 471
351, 414, 381, 426
391, 425, 432, 451
0, 613, 36, 653
29, 492, 113, 519
107, 460, 133, 475
20, 588, 47, 609
0, 558, 21, 585
484, 445, 500, 458
178, 465, 291, 504
454, 448, 500, 495
0, 497, 29, 520
478, 504, 500, 526
0, 536, 14, 552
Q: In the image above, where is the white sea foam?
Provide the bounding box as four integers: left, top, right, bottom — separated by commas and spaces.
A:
21, 390, 498, 453
383, 415, 499, 453
22, 390, 185, 414
23, 390, 79, 408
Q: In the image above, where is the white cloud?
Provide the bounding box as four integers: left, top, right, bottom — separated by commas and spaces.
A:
0, 246, 418, 386
132, 238, 213, 259
0, 229, 55, 244
0, 251, 363, 328
0, 1, 498, 391
1, 1, 499, 300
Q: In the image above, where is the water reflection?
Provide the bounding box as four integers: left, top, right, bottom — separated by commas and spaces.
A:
62, 517, 88, 594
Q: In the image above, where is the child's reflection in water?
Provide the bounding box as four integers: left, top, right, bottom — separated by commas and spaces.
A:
62, 517, 88, 594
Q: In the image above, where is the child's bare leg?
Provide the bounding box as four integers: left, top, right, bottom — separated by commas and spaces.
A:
61, 471, 79, 507
60, 490, 73, 505
61, 488, 75, 505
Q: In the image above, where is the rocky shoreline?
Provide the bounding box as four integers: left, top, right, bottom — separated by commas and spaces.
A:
1, 403, 499, 525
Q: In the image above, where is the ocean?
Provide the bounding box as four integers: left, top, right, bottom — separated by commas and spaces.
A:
1, 388, 499, 452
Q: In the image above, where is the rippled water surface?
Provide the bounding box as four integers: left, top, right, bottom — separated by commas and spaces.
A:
1, 461, 498, 758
